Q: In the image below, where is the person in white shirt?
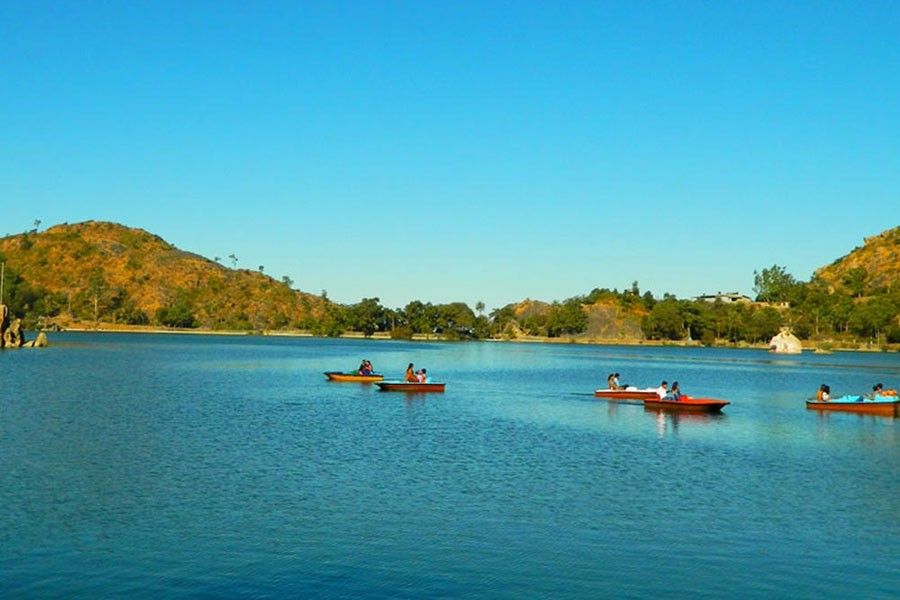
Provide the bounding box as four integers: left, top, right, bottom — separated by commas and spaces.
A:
656, 380, 668, 399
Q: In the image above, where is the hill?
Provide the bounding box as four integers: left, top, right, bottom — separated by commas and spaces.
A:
814, 226, 900, 294
0, 221, 327, 329
497, 291, 647, 340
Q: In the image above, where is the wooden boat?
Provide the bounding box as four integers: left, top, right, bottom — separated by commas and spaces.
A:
594, 388, 660, 401
643, 395, 730, 413
324, 371, 384, 383
376, 381, 446, 393
806, 394, 899, 417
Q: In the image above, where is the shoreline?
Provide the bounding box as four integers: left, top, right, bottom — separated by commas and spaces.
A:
49, 324, 897, 352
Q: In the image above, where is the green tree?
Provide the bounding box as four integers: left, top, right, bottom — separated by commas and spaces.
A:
156, 290, 198, 328
546, 299, 588, 337
347, 297, 385, 336
753, 265, 798, 303
843, 267, 868, 297
642, 299, 685, 340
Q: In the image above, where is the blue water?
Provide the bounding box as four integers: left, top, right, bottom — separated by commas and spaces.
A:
1, 333, 898, 598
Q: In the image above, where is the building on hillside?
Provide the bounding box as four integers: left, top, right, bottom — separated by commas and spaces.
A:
695, 292, 753, 304
769, 328, 802, 354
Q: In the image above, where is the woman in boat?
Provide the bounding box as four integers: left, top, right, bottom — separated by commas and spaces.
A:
664, 381, 682, 401
358, 359, 371, 375
607, 373, 623, 390
405, 363, 418, 382
816, 384, 831, 402
866, 383, 897, 398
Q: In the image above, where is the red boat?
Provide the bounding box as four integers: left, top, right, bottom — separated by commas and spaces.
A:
594, 388, 660, 401
376, 381, 446, 393
643, 395, 730, 413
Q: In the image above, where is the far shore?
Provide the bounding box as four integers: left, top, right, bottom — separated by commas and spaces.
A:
45, 324, 898, 353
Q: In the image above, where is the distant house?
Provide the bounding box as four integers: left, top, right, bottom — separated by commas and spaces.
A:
695, 292, 753, 304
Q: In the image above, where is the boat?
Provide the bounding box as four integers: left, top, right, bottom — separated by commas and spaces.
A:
324, 371, 384, 383
806, 394, 899, 417
594, 388, 661, 401
643, 395, 730, 413
376, 381, 446, 393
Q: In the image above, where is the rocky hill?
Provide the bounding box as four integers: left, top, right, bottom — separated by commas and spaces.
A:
814, 226, 900, 294
0, 221, 326, 329
501, 294, 647, 340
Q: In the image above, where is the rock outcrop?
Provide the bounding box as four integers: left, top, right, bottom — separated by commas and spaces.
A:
769, 328, 802, 354
0, 304, 48, 349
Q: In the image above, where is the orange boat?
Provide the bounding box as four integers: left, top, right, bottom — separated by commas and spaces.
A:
806, 395, 899, 417
324, 371, 384, 383
644, 395, 730, 413
594, 388, 660, 402
376, 381, 446, 393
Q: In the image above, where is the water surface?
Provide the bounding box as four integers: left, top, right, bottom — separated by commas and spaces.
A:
1, 334, 898, 598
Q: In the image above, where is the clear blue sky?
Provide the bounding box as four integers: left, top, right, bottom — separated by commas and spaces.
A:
2, 1, 898, 310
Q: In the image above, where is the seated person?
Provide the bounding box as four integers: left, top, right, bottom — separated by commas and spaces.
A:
655, 381, 668, 399
416, 368, 427, 383
816, 384, 831, 402
664, 381, 682, 401
405, 363, 417, 382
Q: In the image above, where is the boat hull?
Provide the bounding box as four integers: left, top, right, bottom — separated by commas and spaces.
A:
376, 381, 446, 393
324, 372, 384, 383
644, 396, 730, 413
594, 389, 660, 401
806, 399, 899, 417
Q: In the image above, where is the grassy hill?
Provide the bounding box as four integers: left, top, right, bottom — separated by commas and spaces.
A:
0, 221, 327, 329
814, 226, 900, 294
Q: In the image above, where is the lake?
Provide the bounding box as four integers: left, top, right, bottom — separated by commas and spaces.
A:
1, 333, 898, 598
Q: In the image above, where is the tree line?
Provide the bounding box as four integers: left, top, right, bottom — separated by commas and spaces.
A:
1, 253, 897, 346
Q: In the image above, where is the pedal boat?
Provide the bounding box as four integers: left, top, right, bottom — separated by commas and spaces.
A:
324, 371, 384, 383
594, 388, 661, 401
806, 394, 899, 417
643, 395, 730, 413
376, 381, 446, 393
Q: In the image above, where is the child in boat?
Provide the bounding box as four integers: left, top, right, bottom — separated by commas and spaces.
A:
416, 368, 427, 383
405, 363, 417, 382
664, 381, 682, 401
816, 384, 831, 402
656, 381, 668, 399
866, 383, 897, 398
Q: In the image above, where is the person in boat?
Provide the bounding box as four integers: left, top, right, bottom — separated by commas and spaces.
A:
816, 384, 831, 402
664, 381, 682, 401
866, 383, 897, 398
358, 359, 372, 375
405, 363, 418, 383
607, 372, 623, 390
655, 380, 669, 399
416, 368, 427, 383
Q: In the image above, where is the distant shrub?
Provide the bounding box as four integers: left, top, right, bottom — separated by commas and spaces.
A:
390, 326, 413, 340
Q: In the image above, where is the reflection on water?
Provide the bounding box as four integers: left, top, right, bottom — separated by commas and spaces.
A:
1, 333, 898, 599
647, 408, 727, 438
